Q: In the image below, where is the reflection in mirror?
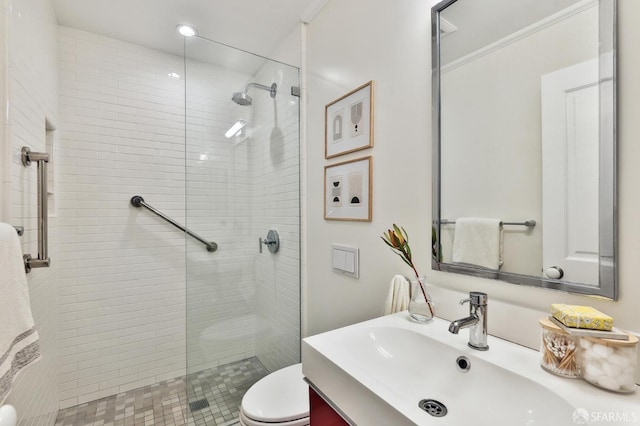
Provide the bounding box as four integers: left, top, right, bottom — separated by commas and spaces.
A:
431, 0, 617, 299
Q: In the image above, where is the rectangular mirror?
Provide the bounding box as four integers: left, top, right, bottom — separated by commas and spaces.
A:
431, 0, 617, 299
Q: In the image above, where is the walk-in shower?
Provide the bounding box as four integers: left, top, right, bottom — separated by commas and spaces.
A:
49, 30, 300, 426
183, 35, 300, 425
232, 82, 278, 105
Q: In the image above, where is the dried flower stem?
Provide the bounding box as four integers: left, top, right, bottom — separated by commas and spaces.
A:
408, 264, 434, 317
381, 224, 435, 317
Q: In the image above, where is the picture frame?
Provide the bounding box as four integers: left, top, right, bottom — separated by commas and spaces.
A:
325, 81, 374, 159
324, 156, 372, 222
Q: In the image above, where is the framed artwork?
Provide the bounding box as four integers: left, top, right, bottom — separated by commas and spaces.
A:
325, 81, 374, 159
324, 156, 372, 221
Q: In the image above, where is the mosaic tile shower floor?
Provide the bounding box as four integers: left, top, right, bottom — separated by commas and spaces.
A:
55, 357, 269, 426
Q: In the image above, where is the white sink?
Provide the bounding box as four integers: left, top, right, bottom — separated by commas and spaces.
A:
302, 313, 640, 425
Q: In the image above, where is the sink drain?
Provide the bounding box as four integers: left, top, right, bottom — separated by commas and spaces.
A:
418, 399, 448, 417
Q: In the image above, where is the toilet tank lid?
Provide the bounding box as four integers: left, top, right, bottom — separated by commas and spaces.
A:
242, 363, 310, 422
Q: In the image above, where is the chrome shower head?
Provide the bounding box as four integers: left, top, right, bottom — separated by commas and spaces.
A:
231, 82, 277, 106
232, 91, 252, 106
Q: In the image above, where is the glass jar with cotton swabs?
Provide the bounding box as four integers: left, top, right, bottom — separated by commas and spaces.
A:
539, 318, 580, 378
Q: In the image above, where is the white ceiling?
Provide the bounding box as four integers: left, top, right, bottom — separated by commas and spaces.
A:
439, 0, 586, 65
51, 0, 323, 63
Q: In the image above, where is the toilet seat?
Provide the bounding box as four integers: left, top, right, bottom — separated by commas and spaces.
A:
239, 409, 308, 426
240, 363, 309, 425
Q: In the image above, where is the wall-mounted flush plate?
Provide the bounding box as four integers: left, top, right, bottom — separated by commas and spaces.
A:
332, 244, 359, 279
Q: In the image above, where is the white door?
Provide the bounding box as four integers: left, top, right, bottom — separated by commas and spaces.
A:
541, 58, 605, 285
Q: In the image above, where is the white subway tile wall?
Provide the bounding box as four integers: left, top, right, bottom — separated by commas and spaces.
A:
4, 0, 61, 424
184, 57, 258, 373
55, 27, 301, 409
184, 56, 301, 376
56, 26, 189, 409
250, 62, 301, 373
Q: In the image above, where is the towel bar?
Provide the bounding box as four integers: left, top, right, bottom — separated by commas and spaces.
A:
21, 147, 51, 273
438, 219, 536, 228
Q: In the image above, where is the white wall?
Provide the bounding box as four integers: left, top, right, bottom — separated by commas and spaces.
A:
304, 0, 640, 356
0, 0, 8, 221
268, 24, 302, 68
2, 0, 60, 424
305, 0, 434, 335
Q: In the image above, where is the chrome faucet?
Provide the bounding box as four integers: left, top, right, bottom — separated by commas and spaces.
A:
448, 292, 489, 351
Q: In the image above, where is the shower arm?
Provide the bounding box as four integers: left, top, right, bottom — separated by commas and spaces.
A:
242, 82, 277, 98
244, 82, 272, 92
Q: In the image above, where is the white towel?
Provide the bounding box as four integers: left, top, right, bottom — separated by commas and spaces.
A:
0, 223, 41, 404
382, 275, 411, 315
452, 218, 503, 270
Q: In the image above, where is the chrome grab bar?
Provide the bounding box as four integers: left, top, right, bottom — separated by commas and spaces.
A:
130, 195, 218, 253
21, 147, 51, 273
439, 219, 536, 228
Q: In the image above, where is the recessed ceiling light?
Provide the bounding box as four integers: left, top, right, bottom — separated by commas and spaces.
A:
177, 24, 197, 37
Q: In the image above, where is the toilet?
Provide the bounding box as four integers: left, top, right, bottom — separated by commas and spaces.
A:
239, 363, 310, 426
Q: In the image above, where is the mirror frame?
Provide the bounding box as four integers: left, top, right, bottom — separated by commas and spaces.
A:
431, 0, 617, 300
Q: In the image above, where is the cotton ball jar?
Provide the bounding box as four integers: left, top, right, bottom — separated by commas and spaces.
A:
579, 334, 638, 393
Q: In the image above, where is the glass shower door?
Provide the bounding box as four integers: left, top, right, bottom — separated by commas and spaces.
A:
183, 35, 301, 424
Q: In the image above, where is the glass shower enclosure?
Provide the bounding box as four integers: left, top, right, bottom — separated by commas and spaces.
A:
183, 35, 301, 423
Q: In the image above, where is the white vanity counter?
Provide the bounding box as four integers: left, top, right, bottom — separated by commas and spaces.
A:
302, 313, 640, 425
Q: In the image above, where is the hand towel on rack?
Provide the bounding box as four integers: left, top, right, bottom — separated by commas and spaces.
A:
0, 223, 41, 404
382, 275, 411, 316
452, 218, 503, 270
